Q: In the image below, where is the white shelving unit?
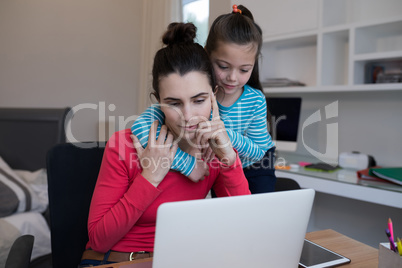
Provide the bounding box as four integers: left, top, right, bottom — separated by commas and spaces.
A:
236, 0, 402, 247
235, 0, 402, 247
258, 0, 402, 94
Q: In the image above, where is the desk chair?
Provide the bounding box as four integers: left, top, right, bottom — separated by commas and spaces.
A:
275, 177, 301, 191
5, 235, 34, 268
47, 143, 104, 268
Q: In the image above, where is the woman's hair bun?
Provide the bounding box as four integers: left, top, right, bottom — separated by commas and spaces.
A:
162, 22, 197, 46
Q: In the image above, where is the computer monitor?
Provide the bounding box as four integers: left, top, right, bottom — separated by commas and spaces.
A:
266, 97, 302, 152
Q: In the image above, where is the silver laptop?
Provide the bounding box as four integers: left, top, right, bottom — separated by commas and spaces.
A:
152, 189, 315, 268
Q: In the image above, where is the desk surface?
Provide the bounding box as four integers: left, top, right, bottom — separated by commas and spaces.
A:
278, 152, 402, 193
96, 229, 378, 268
306, 229, 378, 267
276, 153, 402, 208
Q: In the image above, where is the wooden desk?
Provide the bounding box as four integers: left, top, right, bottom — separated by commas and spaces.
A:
306, 229, 378, 267
97, 229, 378, 267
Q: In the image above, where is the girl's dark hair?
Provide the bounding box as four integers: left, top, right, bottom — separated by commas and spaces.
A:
152, 22, 216, 100
205, 5, 263, 91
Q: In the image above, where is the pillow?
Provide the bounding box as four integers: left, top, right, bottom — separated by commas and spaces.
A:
0, 157, 45, 217
14, 169, 48, 209
0, 180, 19, 217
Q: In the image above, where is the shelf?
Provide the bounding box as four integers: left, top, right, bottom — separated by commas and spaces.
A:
259, 0, 402, 92
353, 51, 402, 62
322, 0, 402, 28
263, 83, 402, 94
352, 15, 402, 30
321, 25, 349, 34
321, 30, 349, 86
354, 57, 402, 85
354, 20, 402, 55
261, 35, 317, 87
262, 29, 318, 43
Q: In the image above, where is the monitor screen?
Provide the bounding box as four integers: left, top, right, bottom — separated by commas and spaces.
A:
266, 97, 302, 152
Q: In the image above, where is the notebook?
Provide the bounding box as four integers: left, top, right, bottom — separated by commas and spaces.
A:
369, 167, 402, 186
152, 189, 315, 268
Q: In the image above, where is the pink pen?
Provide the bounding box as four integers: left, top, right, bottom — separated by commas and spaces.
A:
388, 218, 394, 242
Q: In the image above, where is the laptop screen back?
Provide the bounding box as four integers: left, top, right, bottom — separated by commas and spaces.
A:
153, 189, 315, 268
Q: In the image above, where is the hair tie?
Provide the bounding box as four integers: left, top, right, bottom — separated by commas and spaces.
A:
232, 5, 242, 14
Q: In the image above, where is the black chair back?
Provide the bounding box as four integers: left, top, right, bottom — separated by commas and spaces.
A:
5, 235, 35, 268
47, 142, 104, 268
274, 177, 301, 191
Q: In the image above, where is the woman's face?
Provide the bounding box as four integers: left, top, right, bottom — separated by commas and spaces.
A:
158, 71, 212, 144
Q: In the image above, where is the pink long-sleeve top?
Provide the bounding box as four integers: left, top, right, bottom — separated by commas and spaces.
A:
86, 129, 250, 253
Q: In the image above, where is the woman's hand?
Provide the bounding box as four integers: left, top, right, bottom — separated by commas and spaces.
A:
196, 93, 236, 166
131, 121, 178, 187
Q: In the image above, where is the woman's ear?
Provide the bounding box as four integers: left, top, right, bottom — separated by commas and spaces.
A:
213, 85, 223, 94
213, 85, 219, 94
150, 92, 160, 103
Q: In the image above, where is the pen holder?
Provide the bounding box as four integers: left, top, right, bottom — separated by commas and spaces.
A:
378, 243, 402, 268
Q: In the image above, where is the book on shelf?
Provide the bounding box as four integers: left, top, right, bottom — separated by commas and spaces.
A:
368, 167, 402, 186
262, 78, 305, 87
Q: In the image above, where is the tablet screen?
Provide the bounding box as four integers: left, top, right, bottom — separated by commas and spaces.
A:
299, 239, 351, 268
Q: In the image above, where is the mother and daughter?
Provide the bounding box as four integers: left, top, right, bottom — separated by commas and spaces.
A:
80, 5, 276, 266
132, 4, 276, 194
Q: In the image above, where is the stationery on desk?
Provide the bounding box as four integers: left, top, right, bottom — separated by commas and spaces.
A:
369, 167, 402, 186
385, 228, 397, 252
388, 218, 395, 247
303, 162, 340, 172
379, 218, 402, 268
385, 218, 400, 255
357, 166, 386, 182
397, 238, 402, 256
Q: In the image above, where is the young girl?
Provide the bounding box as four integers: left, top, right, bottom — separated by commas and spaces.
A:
80, 22, 249, 266
132, 5, 276, 194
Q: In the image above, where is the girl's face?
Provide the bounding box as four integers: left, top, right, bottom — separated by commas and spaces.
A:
209, 41, 257, 99
158, 71, 212, 144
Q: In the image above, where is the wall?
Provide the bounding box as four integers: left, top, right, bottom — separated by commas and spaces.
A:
0, 0, 144, 142
209, 0, 230, 27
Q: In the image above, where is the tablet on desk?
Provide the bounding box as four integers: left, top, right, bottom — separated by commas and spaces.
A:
299, 239, 351, 268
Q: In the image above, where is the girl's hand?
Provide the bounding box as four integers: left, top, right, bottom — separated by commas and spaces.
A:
202, 147, 215, 163
187, 158, 210, 183
196, 93, 236, 166
131, 121, 178, 187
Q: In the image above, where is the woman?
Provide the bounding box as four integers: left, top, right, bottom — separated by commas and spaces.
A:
79, 22, 250, 266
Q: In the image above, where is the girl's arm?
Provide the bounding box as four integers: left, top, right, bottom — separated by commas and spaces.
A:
131, 105, 196, 176
226, 97, 274, 163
